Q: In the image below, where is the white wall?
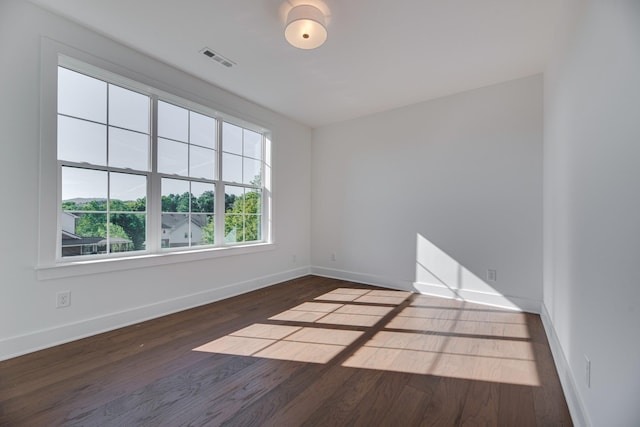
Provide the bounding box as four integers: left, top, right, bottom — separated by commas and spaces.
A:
0, 0, 311, 361
543, 0, 640, 425
311, 75, 543, 311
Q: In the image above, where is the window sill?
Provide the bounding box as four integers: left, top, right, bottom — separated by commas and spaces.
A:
36, 242, 275, 281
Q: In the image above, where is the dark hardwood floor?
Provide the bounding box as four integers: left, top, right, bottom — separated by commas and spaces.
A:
0, 275, 572, 426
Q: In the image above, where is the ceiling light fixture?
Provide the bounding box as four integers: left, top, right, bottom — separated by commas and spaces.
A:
285, 4, 327, 49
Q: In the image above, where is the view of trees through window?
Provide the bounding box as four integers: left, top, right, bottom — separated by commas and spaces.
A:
58, 64, 266, 258
61, 195, 146, 256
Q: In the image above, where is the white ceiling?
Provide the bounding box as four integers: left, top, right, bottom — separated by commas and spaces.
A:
30, 0, 561, 128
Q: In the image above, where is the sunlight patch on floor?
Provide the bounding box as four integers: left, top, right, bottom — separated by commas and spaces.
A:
342, 344, 540, 386
194, 324, 363, 364
385, 303, 531, 339
268, 294, 401, 327
342, 329, 539, 386
314, 289, 412, 305
193, 335, 275, 356
313, 288, 369, 302
192, 287, 540, 386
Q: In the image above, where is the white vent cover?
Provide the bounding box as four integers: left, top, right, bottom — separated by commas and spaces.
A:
200, 47, 236, 68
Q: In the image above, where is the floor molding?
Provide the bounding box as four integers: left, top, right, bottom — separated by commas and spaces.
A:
412, 281, 540, 313
0, 267, 310, 361
310, 266, 539, 313
540, 303, 591, 427
309, 266, 414, 292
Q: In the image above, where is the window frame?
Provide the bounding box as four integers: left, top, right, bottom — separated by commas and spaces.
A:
37, 39, 273, 280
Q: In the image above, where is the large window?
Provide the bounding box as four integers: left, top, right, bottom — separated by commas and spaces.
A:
56, 63, 269, 260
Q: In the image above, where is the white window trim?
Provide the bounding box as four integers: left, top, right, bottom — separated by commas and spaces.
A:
36, 243, 276, 281
37, 38, 274, 280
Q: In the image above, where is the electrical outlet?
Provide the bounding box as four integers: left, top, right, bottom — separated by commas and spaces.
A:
331, 252, 336, 262
487, 269, 497, 281
292, 254, 297, 263
585, 355, 591, 388
56, 290, 71, 308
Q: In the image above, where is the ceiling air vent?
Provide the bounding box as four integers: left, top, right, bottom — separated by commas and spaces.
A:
200, 47, 236, 68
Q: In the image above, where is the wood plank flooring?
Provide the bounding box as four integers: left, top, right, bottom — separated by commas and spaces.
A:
0, 275, 572, 426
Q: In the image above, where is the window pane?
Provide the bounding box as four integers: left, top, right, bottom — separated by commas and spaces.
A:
109, 127, 149, 171
161, 213, 189, 248
223, 122, 242, 154
110, 213, 145, 252
110, 173, 146, 212
222, 153, 242, 183
58, 116, 107, 166
225, 214, 244, 243
201, 214, 215, 245
158, 138, 188, 176
108, 85, 149, 133
191, 213, 214, 247
162, 178, 190, 213
61, 167, 107, 208
245, 214, 261, 242
58, 67, 106, 123
243, 158, 262, 185
244, 190, 262, 214
61, 212, 106, 257
70, 212, 108, 239
189, 145, 215, 180
190, 111, 216, 149
225, 185, 245, 213
158, 101, 188, 142
244, 129, 262, 160
191, 181, 214, 213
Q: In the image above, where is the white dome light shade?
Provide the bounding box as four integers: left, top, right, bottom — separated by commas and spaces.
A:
285, 5, 327, 49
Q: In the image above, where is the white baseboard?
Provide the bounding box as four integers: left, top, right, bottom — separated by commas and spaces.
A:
0, 267, 310, 362
540, 303, 591, 427
310, 266, 539, 313
412, 281, 540, 313
309, 266, 415, 292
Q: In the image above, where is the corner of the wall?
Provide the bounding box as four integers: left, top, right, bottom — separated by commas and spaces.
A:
309, 266, 414, 292
412, 281, 540, 313
309, 266, 540, 313
540, 302, 591, 427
